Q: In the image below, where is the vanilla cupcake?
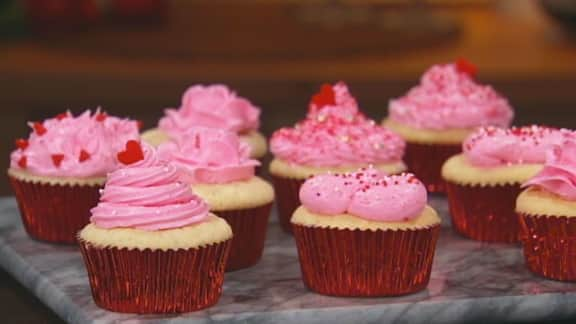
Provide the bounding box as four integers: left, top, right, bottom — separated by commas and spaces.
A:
7, 110, 139, 243
442, 126, 574, 243
141, 84, 267, 160
158, 127, 274, 271
270, 82, 406, 232
517, 141, 576, 281
79, 141, 232, 313
384, 60, 514, 193
292, 168, 440, 296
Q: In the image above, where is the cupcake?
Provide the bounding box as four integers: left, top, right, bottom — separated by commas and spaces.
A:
517, 141, 576, 281
7, 110, 139, 243
292, 168, 441, 296
442, 125, 574, 243
270, 82, 406, 232
141, 84, 267, 160
79, 141, 232, 313
384, 59, 514, 193
157, 127, 274, 271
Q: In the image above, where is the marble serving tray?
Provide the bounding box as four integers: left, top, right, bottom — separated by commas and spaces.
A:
1, 196, 576, 324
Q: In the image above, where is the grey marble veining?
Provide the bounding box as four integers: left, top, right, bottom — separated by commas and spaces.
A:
1, 196, 576, 323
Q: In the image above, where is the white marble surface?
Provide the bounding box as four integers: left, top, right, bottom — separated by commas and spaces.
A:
1, 196, 576, 323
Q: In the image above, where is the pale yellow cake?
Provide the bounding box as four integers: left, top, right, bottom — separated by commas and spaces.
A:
516, 187, 576, 218
269, 158, 406, 180
191, 176, 274, 211
383, 119, 474, 145
7, 168, 105, 186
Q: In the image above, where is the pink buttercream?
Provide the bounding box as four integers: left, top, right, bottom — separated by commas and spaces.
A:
9, 110, 140, 177
157, 127, 259, 184
299, 167, 427, 221
463, 126, 576, 167
158, 84, 260, 137
389, 63, 514, 130
271, 82, 405, 167
90, 143, 210, 231
524, 141, 576, 200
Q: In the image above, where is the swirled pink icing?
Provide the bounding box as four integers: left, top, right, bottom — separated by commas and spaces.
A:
90, 141, 210, 230
158, 84, 260, 137
299, 167, 427, 221
388, 61, 514, 130
524, 141, 576, 200
271, 82, 405, 167
463, 126, 576, 167
157, 127, 259, 184
9, 110, 140, 177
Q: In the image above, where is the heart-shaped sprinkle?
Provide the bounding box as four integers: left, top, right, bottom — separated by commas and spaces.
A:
78, 149, 91, 162
95, 112, 107, 122
311, 83, 336, 109
18, 156, 27, 168
33, 122, 47, 136
15, 138, 29, 150
55, 112, 68, 120
117, 140, 144, 165
456, 58, 477, 78
51, 154, 65, 167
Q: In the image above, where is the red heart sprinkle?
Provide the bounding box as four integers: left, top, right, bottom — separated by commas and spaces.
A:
18, 156, 27, 168
95, 112, 107, 122
79, 150, 91, 162
56, 112, 68, 120
456, 58, 477, 78
51, 154, 65, 167
15, 138, 29, 150
117, 140, 144, 165
311, 84, 336, 109
33, 122, 47, 136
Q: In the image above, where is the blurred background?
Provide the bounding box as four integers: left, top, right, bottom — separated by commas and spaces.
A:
0, 0, 576, 321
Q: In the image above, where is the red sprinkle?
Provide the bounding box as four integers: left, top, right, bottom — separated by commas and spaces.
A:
137, 120, 144, 130
18, 156, 27, 168
33, 122, 47, 136
15, 138, 29, 150
78, 150, 91, 162
95, 112, 107, 122
117, 140, 144, 165
311, 84, 336, 109
455, 58, 477, 78
51, 154, 65, 167
55, 112, 68, 120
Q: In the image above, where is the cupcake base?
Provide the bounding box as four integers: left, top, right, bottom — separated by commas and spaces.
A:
292, 224, 440, 297
445, 182, 522, 243
404, 142, 461, 193
519, 213, 576, 281
9, 175, 102, 244
217, 203, 273, 271
270, 175, 305, 233
79, 239, 231, 313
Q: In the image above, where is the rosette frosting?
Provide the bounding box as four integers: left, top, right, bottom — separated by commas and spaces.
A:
271, 82, 405, 167
524, 141, 576, 200
388, 60, 514, 130
463, 126, 575, 167
157, 127, 260, 184
90, 141, 210, 230
9, 110, 140, 177
299, 167, 427, 221
158, 84, 260, 137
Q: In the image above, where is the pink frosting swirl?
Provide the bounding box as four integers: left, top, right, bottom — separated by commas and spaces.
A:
299, 167, 427, 221
271, 82, 405, 167
157, 127, 260, 184
90, 142, 210, 231
463, 126, 576, 167
9, 110, 140, 177
524, 141, 576, 200
389, 62, 514, 130
158, 84, 260, 137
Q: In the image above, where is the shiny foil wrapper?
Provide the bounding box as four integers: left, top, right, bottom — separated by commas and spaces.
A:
445, 182, 522, 243
292, 224, 440, 297
8, 175, 102, 244
270, 175, 305, 233
519, 213, 576, 281
79, 238, 231, 313
404, 142, 461, 193
217, 203, 273, 271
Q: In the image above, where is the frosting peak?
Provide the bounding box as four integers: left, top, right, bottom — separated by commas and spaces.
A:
299, 168, 427, 221
524, 141, 576, 200
157, 127, 259, 184
388, 62, 514, 130
158, 84, 260, 136
90, 142, 210, 231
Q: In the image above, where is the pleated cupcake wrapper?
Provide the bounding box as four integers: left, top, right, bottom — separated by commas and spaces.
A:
519, 213, 576, 281
8, 174, 102, 244
292, 223, 440, 297
270, 175, 305, 233
216, 203, 273, 271
445, 181, 522, 243
79, 238, 231, 314
404, 142, 461, 193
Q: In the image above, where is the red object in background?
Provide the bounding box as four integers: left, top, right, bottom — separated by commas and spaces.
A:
403, 142, 462, 193
24, 0, 100, 28
270, 175, 306, 234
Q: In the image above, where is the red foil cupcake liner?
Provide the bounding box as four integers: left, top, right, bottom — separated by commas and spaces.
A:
79, 238, 231, 313
519, 213, 576, 281
217, 203, 273, 271
270, 175, 305, 233
445, 182, 522, 243
292, 224, 440, 296
8, 175, 102, 244
404, 142, 461, 193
